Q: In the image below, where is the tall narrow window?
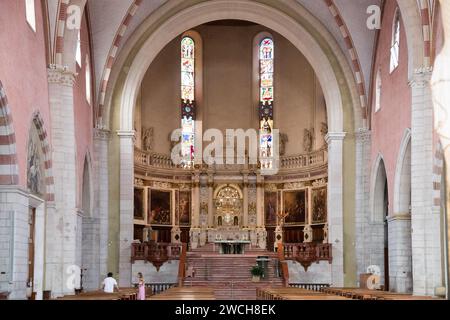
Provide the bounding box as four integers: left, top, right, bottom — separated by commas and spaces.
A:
76, 31, 82, 67
85, 55, 91, 105
390, 10, 400, 73
180, 36, 196, 167
375, 69, 382, 112
259, 37, 274, 169
25, 0, 36, 32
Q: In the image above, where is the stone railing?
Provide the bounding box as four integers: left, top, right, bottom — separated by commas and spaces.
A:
134, 147, 327, 171
134, 149, 176, 169
280, 148, 327, 169
282, 243, 332, 271
131, 242, 182, 270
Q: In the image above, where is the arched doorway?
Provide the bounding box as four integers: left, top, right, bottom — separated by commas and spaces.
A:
391, 132, 412, 293
372, 157, 389, 290
80, 156, 99, 291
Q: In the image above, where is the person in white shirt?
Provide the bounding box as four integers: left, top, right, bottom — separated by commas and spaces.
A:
102, 272, 119, 293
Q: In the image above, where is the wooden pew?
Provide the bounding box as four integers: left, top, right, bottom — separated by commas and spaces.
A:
57, 288, 138, 300
257, 288, 352, 301
321, 287, 441, 300
149, 287, 215, 300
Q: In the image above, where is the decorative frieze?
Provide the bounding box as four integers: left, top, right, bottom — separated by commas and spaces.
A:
47, 64, 76, 87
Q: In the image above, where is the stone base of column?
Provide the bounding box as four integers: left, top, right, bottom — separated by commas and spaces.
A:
171, 227, 182, 243
189, 227, 201, 249
274, 226, 283, 250
0, 187, 30, 300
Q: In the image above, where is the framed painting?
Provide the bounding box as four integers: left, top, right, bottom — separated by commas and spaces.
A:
264, 191, 277, 226
179, 191, 191, 226
312, 186, 327, 224
283, 190, 307, 225
134, 188, 145, 220
148, 189, 172, 225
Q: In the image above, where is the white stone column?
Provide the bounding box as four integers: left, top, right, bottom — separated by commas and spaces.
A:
326, 132, 346, 287
192, 172, 200, 228
354, 129, 372, 282
410, 69, 442, 295
46, 66, 78, 296
388, 215, 413, 293
256, 173, 264, 227
0, 187, 30, 299
207, 174, 214, 228
243, 174, 249, 227
432, 1, 450, 298
93, 129, 110, 283
117, 131, 135, 287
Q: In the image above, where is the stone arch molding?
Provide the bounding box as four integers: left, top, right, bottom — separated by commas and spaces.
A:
117, 0, 354, 134
370, 153, 388, 223
0, 81, 18, 185
30, 111, 55, 202
81, 150, 94, 218
393, 129, 412, 215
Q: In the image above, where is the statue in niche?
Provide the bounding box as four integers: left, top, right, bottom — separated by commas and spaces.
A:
142, 127, 154, 152
27, 138, 42, 195
321, 122, 328, 145
303, 128, 315, 153
279, 133, 288, 156
169, 131, 178, 151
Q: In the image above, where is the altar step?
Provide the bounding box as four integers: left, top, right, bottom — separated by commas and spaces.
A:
183, 246, 284, 300
183, 280, 284, 300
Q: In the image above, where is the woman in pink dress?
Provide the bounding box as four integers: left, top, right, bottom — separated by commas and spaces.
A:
137, 272, 146, 300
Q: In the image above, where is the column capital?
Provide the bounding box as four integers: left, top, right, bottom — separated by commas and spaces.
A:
354, 128, 371, 142
47, 64, 76, 87
94, 129, 111, 141
325, 132, 346, 144
409, 67, 433, 88
117, 130, 136, 138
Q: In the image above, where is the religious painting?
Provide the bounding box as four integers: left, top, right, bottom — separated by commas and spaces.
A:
134, 188, 144, 220
312, 187, 327, 223
148, 189, 171, 225
27, 131, 44, 196
283, 190, 307, 224
179, 191, 191, 226
264, 191, 277, 226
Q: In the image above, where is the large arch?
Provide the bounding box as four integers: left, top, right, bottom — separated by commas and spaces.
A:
0, 81, 18, 185
369, 154, 389, 288
80, 152, 100, 291
390, 129, 413, 293
396, 0, 426, 78
105, 0, 362, 286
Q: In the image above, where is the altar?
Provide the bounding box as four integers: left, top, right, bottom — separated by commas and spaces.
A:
214, 240, 251, 254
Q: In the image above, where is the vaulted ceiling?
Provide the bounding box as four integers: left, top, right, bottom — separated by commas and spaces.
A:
84, 0, 384, 106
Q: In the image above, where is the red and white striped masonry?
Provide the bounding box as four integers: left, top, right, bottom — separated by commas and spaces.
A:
0, 81, 18, 185
96, 0, 142, 128
55, 0, 70, 66
31, 112, 55, 202
324, 0, 368, 118
418, 0, 431, 66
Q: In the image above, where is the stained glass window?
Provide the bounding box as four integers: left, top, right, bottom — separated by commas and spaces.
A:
181, 37, 195, 102
259, 37, 274, 170
260, 38, 274, 102
181, 36, 196, 167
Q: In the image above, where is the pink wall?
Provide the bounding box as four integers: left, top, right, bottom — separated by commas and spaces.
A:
0, 0, 51, 188
73, 12, 94, 208
370, 0, 411, 214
